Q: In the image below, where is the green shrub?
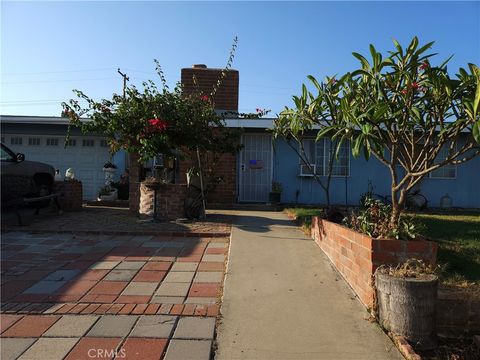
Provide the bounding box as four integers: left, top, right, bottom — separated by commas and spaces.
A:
344, 197, 424, 240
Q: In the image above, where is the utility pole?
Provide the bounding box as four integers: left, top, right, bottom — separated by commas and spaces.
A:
117, 68, 129, 99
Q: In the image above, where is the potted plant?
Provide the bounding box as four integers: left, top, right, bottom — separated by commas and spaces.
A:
97, 185, 118, 201
375, 259, 438, 350
269, 181, 282, 204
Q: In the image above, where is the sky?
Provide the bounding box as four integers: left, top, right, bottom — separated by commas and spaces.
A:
1, 1, 479, 117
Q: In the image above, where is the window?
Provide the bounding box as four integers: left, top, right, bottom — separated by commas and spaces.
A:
430, 144, 456, 179
1, 146, 14, 161
10, 137, 22, 145
46, 138, 59, 146
82, 139, 94, 147
299, 138, 350, 177
100, 139, 109, 147
66, 139, 76, 147
28, 137, 41, 146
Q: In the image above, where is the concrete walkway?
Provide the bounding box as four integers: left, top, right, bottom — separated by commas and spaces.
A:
216, 210, 403, 360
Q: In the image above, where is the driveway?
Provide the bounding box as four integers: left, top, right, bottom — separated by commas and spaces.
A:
1, 230, 229, 360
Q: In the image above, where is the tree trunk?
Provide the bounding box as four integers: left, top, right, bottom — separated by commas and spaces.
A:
128, 152, 142, 216
325, 187, 331, 208
390, 188, 406, 228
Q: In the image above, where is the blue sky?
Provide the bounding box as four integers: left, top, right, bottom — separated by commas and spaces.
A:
1, 1, 479, 116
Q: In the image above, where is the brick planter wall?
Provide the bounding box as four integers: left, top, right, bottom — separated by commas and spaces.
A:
139, 183, 187, 220
54, 180, 82, 211
311, 217, 438, 308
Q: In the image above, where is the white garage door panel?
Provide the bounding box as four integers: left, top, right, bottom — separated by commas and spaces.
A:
3, 135, 110, 200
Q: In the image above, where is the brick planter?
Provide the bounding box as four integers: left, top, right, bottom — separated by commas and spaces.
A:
139, 183, 187, 220
54, 180, 83, 211
311, 217, 438, 308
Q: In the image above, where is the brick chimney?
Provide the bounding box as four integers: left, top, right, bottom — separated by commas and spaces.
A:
181, 64, 239, 112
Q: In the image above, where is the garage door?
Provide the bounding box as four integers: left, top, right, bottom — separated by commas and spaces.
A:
2, 135, 110, 200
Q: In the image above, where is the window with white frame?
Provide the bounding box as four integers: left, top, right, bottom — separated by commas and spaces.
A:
28, 137, 41, 146
10, 137, 22, 145
66, 139, 76, 147
46, 138, 59, 146
430, 144, 456, 179
299, 138, 350, 177
82, 139, 94, 147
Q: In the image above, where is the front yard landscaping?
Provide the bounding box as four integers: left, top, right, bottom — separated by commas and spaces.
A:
285, 207, 480, 285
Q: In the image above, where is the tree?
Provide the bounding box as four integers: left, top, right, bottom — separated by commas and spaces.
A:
61, 39, 244, 216
273, 75, 350, 207
323, 37, 480, 227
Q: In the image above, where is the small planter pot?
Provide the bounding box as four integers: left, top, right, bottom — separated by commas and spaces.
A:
375, 273, 438, 350
97, 188, 118, 201
269, 192, 281, 204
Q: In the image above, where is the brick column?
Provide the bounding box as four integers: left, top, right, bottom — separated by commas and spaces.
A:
128, 153, 141, 215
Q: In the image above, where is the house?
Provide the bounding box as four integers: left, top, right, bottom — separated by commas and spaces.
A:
228, 120, 480, 208
2, 65, 479, 208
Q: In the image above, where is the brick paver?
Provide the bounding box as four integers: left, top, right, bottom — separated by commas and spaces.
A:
2, 316, 60, 337
1, 338, 36, 360
43, 315, 99, 337
0, 315, 23, 333
87, 316, 138, 337
164, 339, 212, 360
173, 317, 215, 340
130, 315, 177, 338
188, 283, 221, 297
18, 337, 78, 360
121, 282, 157, 296
64, 337, 122, 360
117, 338, 168, 360
104, 270, 138, 282
155, 283, 190, 297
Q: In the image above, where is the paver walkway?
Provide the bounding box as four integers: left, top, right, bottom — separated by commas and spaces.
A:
216, 210, 403, 360
1, 230, 229, 360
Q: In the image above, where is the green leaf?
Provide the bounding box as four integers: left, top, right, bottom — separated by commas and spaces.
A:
472, 64, 480, 118
352, 52, 371, 70
392, 38, 403, 57
352, 136, 362, 158
307, 75, 322, 91
473, 121, 480, 144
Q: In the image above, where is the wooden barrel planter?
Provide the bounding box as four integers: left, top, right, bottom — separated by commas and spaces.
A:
375, 273, 438, 350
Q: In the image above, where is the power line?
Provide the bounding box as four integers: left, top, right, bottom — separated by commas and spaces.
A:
2, 68, 116, 76
1, 77, 118, 85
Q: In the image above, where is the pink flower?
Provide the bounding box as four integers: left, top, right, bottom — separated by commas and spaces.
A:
419, 61, 429, 70
411, 82, 420, 90
148, 118, 167, 131
201, 95, 209, 101
401, 89, 408, 95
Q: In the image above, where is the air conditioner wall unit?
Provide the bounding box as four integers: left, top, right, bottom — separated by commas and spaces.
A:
299, 164, 316, 177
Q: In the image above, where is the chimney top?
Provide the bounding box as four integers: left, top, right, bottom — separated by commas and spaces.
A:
192, 64, 207, 69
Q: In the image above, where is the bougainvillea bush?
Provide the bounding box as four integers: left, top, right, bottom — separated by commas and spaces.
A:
62, 68, 241, 163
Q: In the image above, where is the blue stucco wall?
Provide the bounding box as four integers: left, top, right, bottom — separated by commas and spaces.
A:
273, 137, 480, 208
